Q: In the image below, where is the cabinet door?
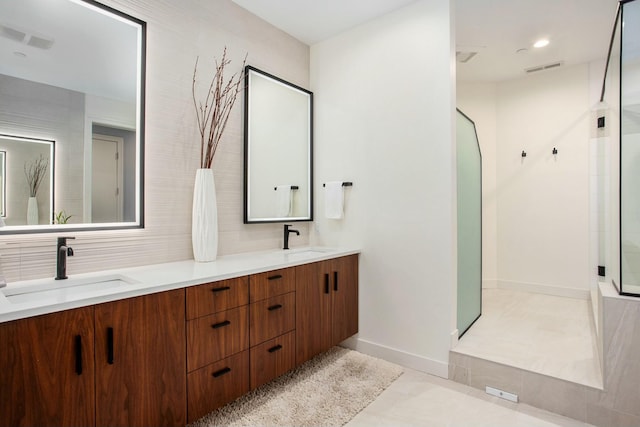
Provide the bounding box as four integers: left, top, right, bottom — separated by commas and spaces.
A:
249, 292, 295, 346
330, 255, 359, 346
187, 350, 249, 423
0, 307, 95, 427
295, 261, 331, 365
249, 331, 295, 390
95, 290, 186, 427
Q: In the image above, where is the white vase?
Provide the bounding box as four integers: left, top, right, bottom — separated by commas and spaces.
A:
27, 197, 38, 225
192, 168, 218, 262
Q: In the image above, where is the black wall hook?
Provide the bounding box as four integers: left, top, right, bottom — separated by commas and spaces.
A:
521, 150, 527, 158
552, 147, 558, 155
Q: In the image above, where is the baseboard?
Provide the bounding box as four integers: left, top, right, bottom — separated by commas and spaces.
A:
497, 280, 590, 300
341, 337, 449, 378
482, 279, 498, 289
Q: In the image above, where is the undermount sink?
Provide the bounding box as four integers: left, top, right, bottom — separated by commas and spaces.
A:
1, 274, 139, 305
284, 248, 334, 259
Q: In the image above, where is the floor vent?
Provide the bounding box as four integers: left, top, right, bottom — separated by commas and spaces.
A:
525, 61, 563, 74
485, 386, 519, 402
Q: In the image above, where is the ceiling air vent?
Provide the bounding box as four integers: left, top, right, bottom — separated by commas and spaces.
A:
456, 51, 478, 63
0, 24, 26, 43
525, 61, 564, 73
0, 23, 54, 49
26, 35, 54, 50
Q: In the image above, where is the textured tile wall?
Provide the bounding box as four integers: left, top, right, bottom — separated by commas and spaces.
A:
0, 0, 311, 282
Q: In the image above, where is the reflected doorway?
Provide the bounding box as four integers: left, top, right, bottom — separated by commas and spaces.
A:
92, 134, 123, 223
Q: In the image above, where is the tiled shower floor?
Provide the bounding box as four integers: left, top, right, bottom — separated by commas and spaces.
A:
452, 288, 602, 389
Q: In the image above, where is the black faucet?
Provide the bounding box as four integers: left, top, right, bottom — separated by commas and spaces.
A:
56, 237, 75, 280
283, 224, 300, 250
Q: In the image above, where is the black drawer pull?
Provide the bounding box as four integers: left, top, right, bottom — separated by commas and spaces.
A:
75, 335, 82, 375
212, 367, 232, 378
212, 320, 231, 329
268, 344, 283, 353
268, 304, 283, 311
334, 271, 339, 292
107, 327, 114, 365
211, 286, 231, 293
324, 274, 329, 294
268, 274, 283, 281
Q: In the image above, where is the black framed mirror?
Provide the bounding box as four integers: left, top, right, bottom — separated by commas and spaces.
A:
243, 66, 313, 223
0, 0, 145, 233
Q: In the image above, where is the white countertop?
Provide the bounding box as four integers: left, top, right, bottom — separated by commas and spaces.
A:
0, 246, 360, 323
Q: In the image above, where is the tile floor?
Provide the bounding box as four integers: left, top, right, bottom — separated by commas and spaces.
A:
346, 368, 594, 426
452, 288, 602, 388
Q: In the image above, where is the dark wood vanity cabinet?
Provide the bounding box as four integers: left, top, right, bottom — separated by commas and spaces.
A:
94, 290, 186, 427
295, 254, 359, 365
0, 291, 186, 427
248, 267, 297, 390
186, 277, 250, 424
0, 306, 96, 427
0, 254, 358, 427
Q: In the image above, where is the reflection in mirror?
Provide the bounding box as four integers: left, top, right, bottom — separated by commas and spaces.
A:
244, 66, 313, 223
0, 134, 54, 226
0, 0, 145, 233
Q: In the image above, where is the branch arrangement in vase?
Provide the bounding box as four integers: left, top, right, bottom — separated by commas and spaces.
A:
24, 154, 49, 197
192, 47, 247, 169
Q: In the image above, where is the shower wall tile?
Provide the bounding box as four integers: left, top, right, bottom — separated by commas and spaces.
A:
467, 357, 523, 395
519, 372, 588, 422
587, 295, 640, 418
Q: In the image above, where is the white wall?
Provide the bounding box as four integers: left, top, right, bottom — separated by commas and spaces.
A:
459, 64, 594, 297
310, 0, 456, 376
0, 0, 311, 281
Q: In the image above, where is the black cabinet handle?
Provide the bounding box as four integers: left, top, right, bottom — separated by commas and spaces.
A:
75, 335, 82, 375
324, 274, 329, 294
268, 304, 283, 311
268, 274, 283, 281
107, 327, 114, 365
212, 367, 232, 378
211, 286, 231, 293
268, 344, 283, 353
212, 320, 231, 329
334, 271, 339, 292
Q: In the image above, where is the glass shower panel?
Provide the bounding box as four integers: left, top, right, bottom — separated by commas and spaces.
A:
621, 0, 640, 295
456, 109, 482, 337
602, 5, 621, 289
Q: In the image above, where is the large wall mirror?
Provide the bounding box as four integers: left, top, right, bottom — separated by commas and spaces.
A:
244, 66, 313, 223
0, 0, 145, 233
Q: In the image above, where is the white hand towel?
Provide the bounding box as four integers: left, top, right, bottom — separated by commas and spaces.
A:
324, 181, 344, 219
275, 185, 292, 217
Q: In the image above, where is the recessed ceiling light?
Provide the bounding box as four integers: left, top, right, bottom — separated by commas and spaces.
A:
533, 39, 550, 48
13, 51, 27, 58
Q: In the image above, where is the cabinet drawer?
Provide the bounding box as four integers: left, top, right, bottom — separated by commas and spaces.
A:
250, 268, 295, 302
250, 331, 295, 390
186, 276, 248, 319
187, 350, 250, 423
249, 292, 295, 346
187, 306, 249, 372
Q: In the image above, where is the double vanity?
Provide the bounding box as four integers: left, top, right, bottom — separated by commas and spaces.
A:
0, 247, 359, 427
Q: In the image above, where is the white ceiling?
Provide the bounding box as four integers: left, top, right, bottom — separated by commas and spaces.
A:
455, 0, 619, 82
231, 0, 419, 46
232, 0, 620, 83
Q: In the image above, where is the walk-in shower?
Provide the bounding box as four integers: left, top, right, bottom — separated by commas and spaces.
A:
601, 0, 640, 296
